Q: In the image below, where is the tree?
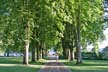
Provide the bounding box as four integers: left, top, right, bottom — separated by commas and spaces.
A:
0, 0, 105, 65
101, 46, 108, 59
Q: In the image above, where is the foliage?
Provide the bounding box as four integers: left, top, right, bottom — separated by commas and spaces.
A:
0, 0, 106, 64
101, 46, 108, 59
82, 52, 98, 60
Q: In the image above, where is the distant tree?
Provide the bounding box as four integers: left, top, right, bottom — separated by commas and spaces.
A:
101, 46, 108, 59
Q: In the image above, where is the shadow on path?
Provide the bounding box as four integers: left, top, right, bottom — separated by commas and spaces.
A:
38, 56, 72, 72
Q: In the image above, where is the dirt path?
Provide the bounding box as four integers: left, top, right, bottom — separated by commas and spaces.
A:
38, 56, 72, 72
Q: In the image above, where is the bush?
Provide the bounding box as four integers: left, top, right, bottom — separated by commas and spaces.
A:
101, 46, 108, 60
101, 52, 108, 59
82, 52, 98, 60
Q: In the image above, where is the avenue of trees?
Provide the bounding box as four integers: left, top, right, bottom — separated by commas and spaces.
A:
0, 0, 107, 64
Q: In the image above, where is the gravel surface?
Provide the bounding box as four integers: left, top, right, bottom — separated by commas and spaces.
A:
38, 56, 72, 72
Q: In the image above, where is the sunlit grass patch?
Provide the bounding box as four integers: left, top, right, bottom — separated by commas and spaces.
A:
62, 60, 108, 72
0, 57, 45, 72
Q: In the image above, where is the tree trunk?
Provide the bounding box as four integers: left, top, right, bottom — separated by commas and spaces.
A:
7, 52, 10, 57
68, 47, 74, 61
31, 40, 36, 62
41, 42, 45, 59
62, 41, 67, 59
63, 47, 67, 59
31, 27, 36, 62
36, 42, 39, 61
40, 48, 42, 59
42, 48, 44, 58
5, 48, 10, 57
23, 40, 29, 64
22, 16, 30, 65
39, 42, 45, 59
76, 42, 82, 64
76, 0, 82, 64
44, 45, 48, 57
68, 48, 71, 61
70, 48, 74, 61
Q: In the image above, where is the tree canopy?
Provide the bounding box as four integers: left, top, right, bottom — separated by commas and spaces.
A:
0, 0, 106, 64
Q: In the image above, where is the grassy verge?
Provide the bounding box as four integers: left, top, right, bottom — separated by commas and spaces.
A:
62, 60, 108, 72
0, 57, 46, 72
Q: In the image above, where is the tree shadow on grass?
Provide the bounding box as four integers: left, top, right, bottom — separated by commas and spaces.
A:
0, 59, 45, 72
72, 70, 108, 72
0, 57, 47, 65
30, 61, 47, 65
63, 62, 108, 66
0, 57, 47, 72
62, 60, 108, 72
0, 65, 40, 72
0, 57, 22, 64
71, 66, 108, 71
62, 60, 108, 66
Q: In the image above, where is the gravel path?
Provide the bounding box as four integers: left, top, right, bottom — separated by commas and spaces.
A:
38, 56, 72, 72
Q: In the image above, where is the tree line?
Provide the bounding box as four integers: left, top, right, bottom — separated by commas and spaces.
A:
0, 0, 106, 65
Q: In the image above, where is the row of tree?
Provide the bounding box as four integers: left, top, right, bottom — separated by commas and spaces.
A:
0, 0, 106, 64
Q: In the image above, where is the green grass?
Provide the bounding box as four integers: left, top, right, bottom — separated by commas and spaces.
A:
1, 57, 108, 72
62, 60, 108, 72
0, 57, 45, 72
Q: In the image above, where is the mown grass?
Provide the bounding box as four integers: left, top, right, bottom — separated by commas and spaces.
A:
1, 57, 108, 72
62, 60, 108, 72
0, 57, 46, 72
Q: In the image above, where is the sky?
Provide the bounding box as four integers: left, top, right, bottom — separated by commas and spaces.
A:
99, 28, 108, 48
87, 28, 108, 51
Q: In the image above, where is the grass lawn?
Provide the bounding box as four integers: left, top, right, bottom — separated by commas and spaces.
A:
0, 57, 45, 72
62, 60, 108, 72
